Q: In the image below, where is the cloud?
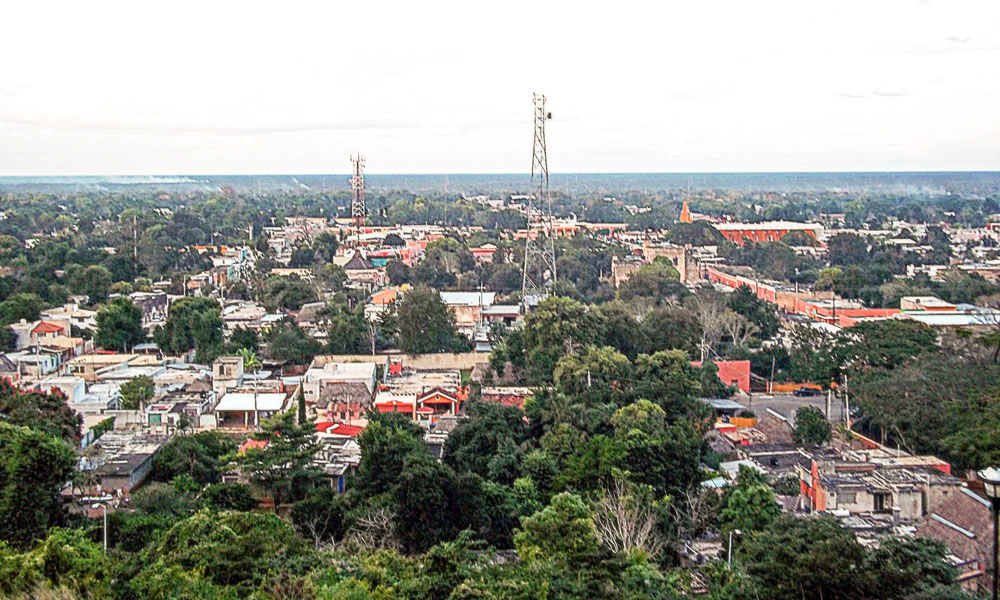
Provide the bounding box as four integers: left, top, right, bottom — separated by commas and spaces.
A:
877, 36, 1000, 55
834, 88, 911, 99
872, 87, 911, 97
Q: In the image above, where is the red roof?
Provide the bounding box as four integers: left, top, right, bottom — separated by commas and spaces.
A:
33, 321, 64, 334
239, 439, 269, 453
315, 421, 334, 432
327, 423, 364, 437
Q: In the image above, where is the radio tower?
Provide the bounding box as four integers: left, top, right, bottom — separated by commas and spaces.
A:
350, 154, 366, 242
521, 93, 557, 306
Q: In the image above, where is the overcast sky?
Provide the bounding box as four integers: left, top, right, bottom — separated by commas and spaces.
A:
2, 1, 999, 175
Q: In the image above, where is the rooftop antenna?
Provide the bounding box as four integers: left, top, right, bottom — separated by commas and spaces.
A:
522, 93, 557, 307
350, 154, 366, 244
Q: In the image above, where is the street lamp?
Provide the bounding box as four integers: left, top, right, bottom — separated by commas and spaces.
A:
727, 529, 743, 566
979, 467, 1000, 600
91, 503, 107, 553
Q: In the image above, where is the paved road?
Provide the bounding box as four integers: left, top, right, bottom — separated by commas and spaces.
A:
742, 391, 844, 425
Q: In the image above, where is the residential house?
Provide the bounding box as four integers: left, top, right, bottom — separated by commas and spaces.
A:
82, 431, 168, 495
215, 391, 288, 429
439, 291, 496, 338
212, 356, 245, 397
915, 487, 995, 594
129, 291, 169, 329
302, 360, 378, 408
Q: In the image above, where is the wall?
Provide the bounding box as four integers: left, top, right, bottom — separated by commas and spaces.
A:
313, 352, 488, 371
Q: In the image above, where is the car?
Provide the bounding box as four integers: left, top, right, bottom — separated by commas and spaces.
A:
793, 386, 822, 397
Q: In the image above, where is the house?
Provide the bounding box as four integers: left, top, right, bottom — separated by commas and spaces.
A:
470, 243, 498, 263
439, 291, 497, 337
129, 291, 170, 329
315, 380, 374, 424
480, 386, 534, 409
4, 348, 61, 381
67, 353, 139, 381
82, 431, 168, 495
798, 448, 960, 519
212, 356, 245, 397
0, 354, 20, 386
692, 360, 751, 394
37, 375, 87, 405
341, 252, 386, 289
214, 391, 288, 429
41, 303, 97, 332
915, 487, 994, 593
145, 393, 214, 432
417, 387, 462, 417
302, 360, 378, 408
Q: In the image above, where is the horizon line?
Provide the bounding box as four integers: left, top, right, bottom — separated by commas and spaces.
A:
3, 169, 1000, 178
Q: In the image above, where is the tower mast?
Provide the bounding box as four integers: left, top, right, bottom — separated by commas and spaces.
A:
350, 154, 366, 243
521, 93, 557, 307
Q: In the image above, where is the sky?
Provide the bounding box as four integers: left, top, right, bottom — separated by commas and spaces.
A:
2, 1, 1000, 175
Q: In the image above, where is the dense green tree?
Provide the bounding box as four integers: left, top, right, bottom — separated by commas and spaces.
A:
228, 412, 321, 508
827, 232, 870, 266
0, 528, 110, 599
354, 414, 425, 498
643, 305, 703, 356
514, 295, 600, 383
612, 400, 702, 498
153, 296, 224, 359
739, 515, 867, 600
73, 265, 113, 304
0, 380, 81, 443
514, 492, 600, 567
202, 483, 258, 511
131, 509, 306, 596
718, 466, 781, 538
119, 375, 154, 410
324, 304, 370, 354
594, 301, 647, 360
229, 325, 259, 352
152, 430, 237, 484
262, 275, 317, 311
0, 422, 76, 548
288, 245, 317, 267
396, 286, 468, 354
444, 401, 530, 482
793, 406, 832, 446
290, 486, 346, 547
0, 292, 44, 325
727, 284, 779, 340
386, 258, 411, 285
616, 258, 688, 305
264, 319, 322, 364
94, 297, 145, 351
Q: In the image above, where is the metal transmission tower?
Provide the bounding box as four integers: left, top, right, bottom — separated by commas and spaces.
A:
350, 154, 366, 241
521, 93, 557, 305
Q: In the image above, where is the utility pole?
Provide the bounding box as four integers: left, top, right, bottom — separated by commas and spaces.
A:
350, 154, 366, 244
522, 93, 557, 307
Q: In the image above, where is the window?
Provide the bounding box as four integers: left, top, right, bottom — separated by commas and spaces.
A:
839, 491, 857, 504
149, 414, 162, 425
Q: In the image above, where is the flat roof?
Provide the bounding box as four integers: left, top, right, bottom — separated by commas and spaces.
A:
713, 221, 822, 231
216, 392, 287, 412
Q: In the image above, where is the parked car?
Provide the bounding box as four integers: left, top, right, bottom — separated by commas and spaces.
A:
793, 386, 822, 397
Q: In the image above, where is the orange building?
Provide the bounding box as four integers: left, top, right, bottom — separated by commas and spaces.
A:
712, 221, 822, 246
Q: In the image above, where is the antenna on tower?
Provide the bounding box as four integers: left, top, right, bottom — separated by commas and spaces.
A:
350, 154, 366, 243
522, 93, 557, 308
